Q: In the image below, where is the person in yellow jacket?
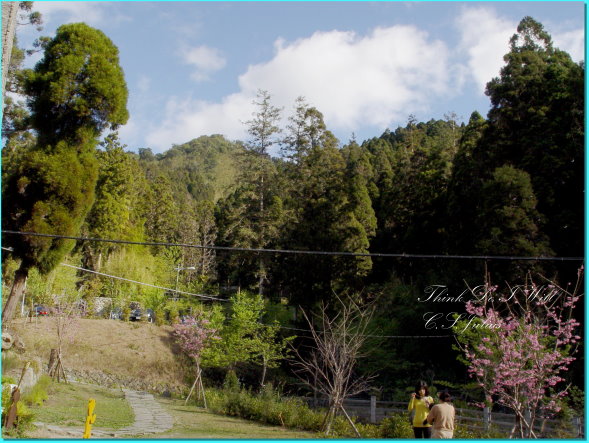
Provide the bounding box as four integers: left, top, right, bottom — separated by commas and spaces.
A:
408, 381, 434, 438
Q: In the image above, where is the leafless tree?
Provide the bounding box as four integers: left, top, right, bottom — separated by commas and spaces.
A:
291, 296, 375, 437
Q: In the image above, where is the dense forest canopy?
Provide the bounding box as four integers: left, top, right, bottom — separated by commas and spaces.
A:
2, 15, 584, 401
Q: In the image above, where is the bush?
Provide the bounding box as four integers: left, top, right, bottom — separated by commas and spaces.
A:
154, 307, 165, 326
204, 385, 444, 438
1, 380, 35, 438
22, 375, 51, 406
1, 352, 20, 373
223, 370, 240, 391
204, 385, 325, 433
2, 376, 16, 385
380, 413, 414, 438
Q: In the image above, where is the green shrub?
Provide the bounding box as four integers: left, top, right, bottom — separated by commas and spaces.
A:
2, 381, 14, 412
204, 386, 325, 433
1, 381, 36, 438
380, 413, 414, 438
204, 385, 431, 438
2, 376, 16, 385
154, 307, 165, 326
223, 370, 240, 391
22, 375, 51, 406
167, 305, 179, 325
354, 422, 382, 438
1, 352, 20, 372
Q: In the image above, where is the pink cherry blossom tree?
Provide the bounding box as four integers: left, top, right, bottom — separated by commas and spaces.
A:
173, 314, 219, 407
454, 267, 582, 438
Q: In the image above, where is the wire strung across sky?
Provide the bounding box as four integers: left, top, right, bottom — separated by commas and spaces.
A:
2, 246, 453, 339
60, 264, 225, 302
63, 263, 452, 339
1, 230, 584, 261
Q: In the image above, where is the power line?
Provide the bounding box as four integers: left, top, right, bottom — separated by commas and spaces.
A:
14, 257, 453, 340
60, 264, 226, 302
2, 230, 583, 261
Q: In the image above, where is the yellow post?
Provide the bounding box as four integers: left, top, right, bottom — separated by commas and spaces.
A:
83, 398, 96, 438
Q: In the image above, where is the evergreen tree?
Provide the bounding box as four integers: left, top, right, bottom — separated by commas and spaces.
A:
476, 165, 552, 279
81, 132, 136, 272
2, 23, 128, 325
484, 16, 584, 256
217, 90, 283, 294
279, 105, 375, 306
446, 111, 487, 255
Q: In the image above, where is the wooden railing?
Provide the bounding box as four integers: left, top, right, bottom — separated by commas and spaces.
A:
302, 397, 584, 438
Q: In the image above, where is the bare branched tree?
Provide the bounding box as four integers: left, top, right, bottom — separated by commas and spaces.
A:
291, 296, 375, 436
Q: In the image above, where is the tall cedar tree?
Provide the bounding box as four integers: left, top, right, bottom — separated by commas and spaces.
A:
2, 23, 128, 325
218, 90, 283, 294
279, 104, 375, 307
484, 16, 584, 257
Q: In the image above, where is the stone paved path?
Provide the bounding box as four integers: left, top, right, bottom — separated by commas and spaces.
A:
34, 387, 173, 438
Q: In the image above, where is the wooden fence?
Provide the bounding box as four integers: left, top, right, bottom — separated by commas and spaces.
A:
304, 397, 584, 438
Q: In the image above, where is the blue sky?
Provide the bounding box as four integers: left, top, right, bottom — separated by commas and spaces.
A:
16, 2, 585, 154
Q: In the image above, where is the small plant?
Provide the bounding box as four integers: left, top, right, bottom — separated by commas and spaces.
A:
223, 370, 240, 391
379, 413, 413, 438
22, 375, 51, 406
2, 352, 22, 373
2, 379, 36, 438
154, 307, 165, 326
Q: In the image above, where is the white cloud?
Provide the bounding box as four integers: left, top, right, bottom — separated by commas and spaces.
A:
180, 45, 227, 82
147, 25, 456, 152
33, 2, 127, 26
553, 28, 585, 62
146, 93, 252, 150
137, 75, 151, 94
456, 8, 585, 95
455, 7, 515, 94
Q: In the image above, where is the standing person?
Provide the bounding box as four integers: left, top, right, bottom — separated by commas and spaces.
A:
426, 390, 455, 438
408, 381, 434, 438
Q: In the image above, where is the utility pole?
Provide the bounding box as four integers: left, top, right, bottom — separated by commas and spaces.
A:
174, 265, 196, 297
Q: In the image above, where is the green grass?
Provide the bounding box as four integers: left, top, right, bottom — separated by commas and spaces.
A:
29, 381, 134, 429
28, 382, 319, 439
155, 398, 320, 439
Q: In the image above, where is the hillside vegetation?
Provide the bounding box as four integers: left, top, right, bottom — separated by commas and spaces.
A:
2, 14, 583, 427
6, 318, 189, 393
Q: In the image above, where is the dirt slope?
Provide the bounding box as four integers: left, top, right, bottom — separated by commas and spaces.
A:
5, 318, 190, 392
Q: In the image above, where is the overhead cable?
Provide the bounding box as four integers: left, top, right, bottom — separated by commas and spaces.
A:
60, 263, 225, 302
2, 230, 583, 261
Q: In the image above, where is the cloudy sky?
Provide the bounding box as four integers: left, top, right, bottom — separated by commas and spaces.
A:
17, 2, 585, 153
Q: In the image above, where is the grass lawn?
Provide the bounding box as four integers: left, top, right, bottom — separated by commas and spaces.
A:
30, 381, 134, 429
155, 397, 320, 439
27, 382, 319, 439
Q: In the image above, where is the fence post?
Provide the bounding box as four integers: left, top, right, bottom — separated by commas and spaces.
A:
483, 407, 490, 432
572, 417, 582, 438
370, 395, 376, 423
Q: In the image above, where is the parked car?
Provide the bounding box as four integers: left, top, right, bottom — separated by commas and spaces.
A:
130, 308, 154, 323
34, 305, 49, 316
110, 307, 123, 320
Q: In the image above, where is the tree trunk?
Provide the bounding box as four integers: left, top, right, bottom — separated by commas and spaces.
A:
258, 175, 264, 296
2, 265, 29, 328
260, 355, 268, 388
322, 403, 336, 435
